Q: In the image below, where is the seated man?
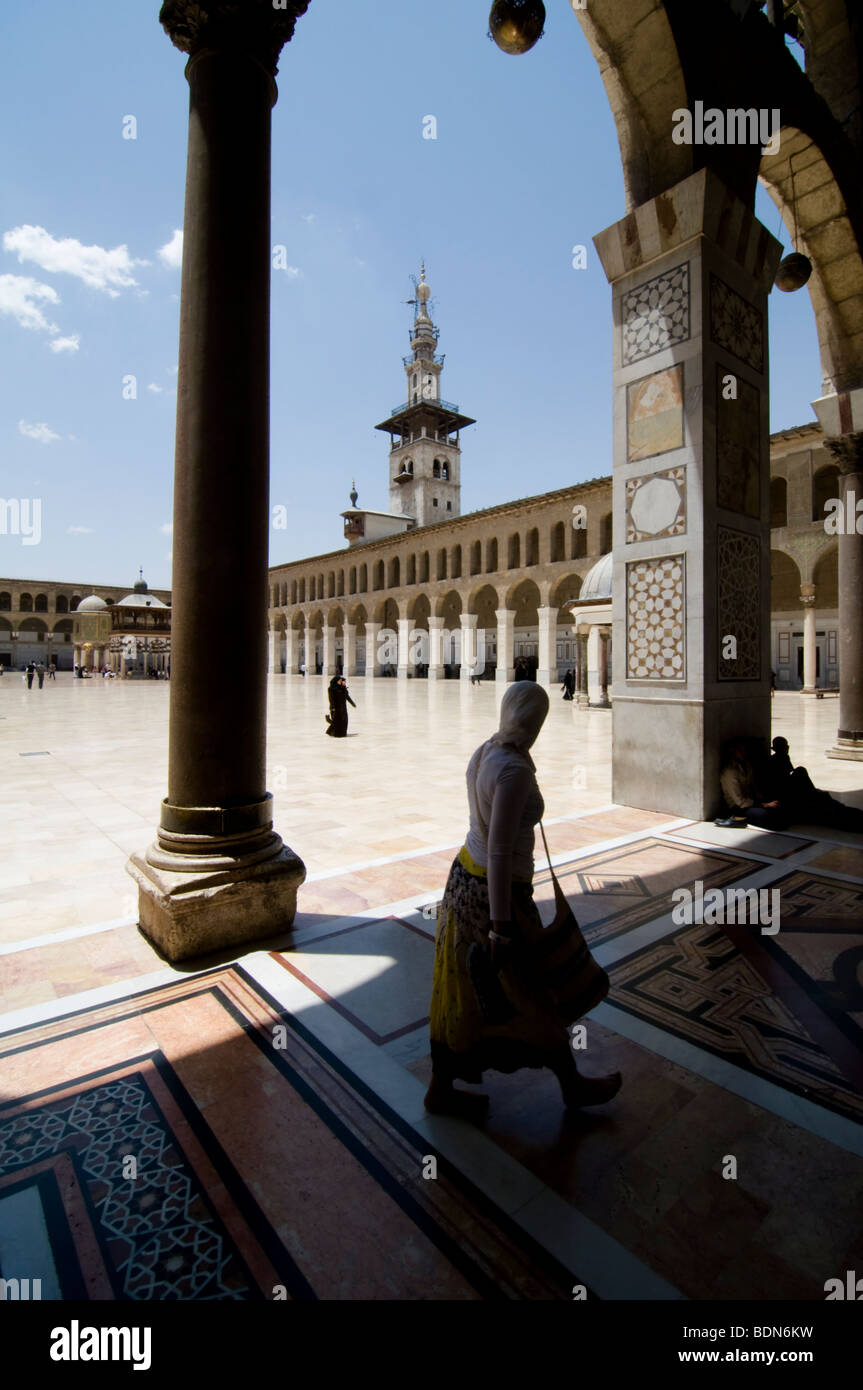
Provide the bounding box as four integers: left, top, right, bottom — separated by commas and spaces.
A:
718, 740, 789, 830
768, 737, 863, 831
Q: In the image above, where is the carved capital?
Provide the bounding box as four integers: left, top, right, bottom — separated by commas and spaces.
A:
799, 584, 816, 606
823, 430, 863, 475
159, 0, 310, 75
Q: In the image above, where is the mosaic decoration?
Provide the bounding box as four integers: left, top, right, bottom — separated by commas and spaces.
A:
716, 367, 761, 518
709, 275, 763, 373
622, 261, 690, 365
610, 917, 863, 1125
626, 554, 685, 680
626, 365, 685, 461
626, 467, 686, 543
717, 527, 761, 681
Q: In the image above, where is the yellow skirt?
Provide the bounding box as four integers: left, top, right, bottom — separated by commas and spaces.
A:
429, 846, 569, 1083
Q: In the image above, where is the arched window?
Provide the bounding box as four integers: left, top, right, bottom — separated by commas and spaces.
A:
437, 548, 447, 581
328, 572, 335, 598
35, 594, 48, 612
408, 460, 413, 474
337, 571, 345, 597
360, 564, 368, 593
374, 560, 385, 591
291, 580, 298, 604
388, 556, 400, 588
420, 552, 430, 583
470, 540, 481, 576
599, 513, 613, 555
486, 537, 498, 573
451, 545, 462, 579
348, 568, 356, 596
526, 529, 539, 566
0, 592, 11, 612
812, 464, 839, 523
770, 477, 788, 528
298, 578, 306, 602
433, 460, 441, 478
441, 461, 449, 480
551, 521, 565, 562
507, 534, 520, 570
309, 577, 316, 601
19, 593, 33, 612
281, 583, 288, 605
407, 554, 416, 584
70, 595, 81, 611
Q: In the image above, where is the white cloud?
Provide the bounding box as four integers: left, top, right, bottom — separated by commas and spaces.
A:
19, 419, 60, 443
147, 382, 163, 393
301, 213, 316, 224
49, 333, 80, 353
3, 224, 146, 296
67, 525, 92, 534
160, 522, 173, 536
158, 229, 183, 269
0, 273, 60, 333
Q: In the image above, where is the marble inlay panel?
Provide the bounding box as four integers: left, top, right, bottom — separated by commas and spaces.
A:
626, 467, 686, 543
626, 555, 686, 681
716, 367, 761, 518
626, 365, 685, 462
709, 275, 763, 373
717, 526, 761, 681
622, 262, 690, 365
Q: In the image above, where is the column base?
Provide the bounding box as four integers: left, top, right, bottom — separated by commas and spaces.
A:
397, 666, 411, 679
128, 838, 306, 963
826, 735, 863, 761
427, 666, 444, 681
537, 669, 553, 686
495, 668, 514, 684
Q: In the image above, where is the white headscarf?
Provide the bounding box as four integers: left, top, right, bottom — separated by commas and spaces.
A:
487, 682, 549, 766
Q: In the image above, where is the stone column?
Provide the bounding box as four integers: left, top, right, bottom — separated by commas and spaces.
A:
800, 585, 817, 694
428, 616, 445, 680
598, 629, 611, 707
822, 429, 863, 759
128, 0, 308, 962
73, 644, 81, 670
321, 625, 336, 681
267, 626, 280, 673
586, 626, 601, 705
397, 617, 412, 679
495, 608, 514, 684
120, 653, 127, 679
594, 168, 782, 818
576, 632, 589, 707
284, 627, 295, 675
537, 606, 556, 686
343, 623, 357, 677
364, 621, 382, 677
459, 614, 478, 680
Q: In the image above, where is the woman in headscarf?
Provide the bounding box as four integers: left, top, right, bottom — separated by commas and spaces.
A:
325, 675, 356, 738
425, 682, 621, 1119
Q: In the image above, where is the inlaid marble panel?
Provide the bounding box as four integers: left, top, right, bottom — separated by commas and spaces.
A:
709, 275, 763, 373
716, 368, 761, 518
626, 467, 686, 543
717, 526, 761, 681
626, 365, 685, 462
626, 554, 686, 681
622, 262, 690, 365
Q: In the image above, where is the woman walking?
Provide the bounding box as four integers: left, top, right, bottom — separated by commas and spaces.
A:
561, 669, 575, 701
325, 675, 356, 738
426, 682, 621, 1119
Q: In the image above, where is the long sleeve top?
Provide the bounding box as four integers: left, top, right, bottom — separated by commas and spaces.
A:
464, 740, 544, 921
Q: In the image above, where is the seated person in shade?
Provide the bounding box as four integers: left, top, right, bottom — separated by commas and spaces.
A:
719, 740, 789, 830
766, 737, 863, 831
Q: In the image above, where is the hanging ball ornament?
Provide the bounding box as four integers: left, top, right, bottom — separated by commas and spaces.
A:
774, 252, 813, 292
489, 0, 546, 55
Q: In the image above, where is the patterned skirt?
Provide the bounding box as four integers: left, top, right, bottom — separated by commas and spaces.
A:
429, 846, 569, 1084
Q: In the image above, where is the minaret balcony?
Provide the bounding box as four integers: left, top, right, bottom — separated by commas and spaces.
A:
390, 397, 460, 415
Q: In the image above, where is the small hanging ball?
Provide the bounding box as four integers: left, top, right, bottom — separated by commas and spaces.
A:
774, 252, 813, 292
489, 0, 546, 55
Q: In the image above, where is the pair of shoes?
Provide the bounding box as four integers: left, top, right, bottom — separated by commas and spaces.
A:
715, 814, 747, 827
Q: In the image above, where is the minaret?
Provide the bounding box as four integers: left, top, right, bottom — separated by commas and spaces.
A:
375, 265, 475, 529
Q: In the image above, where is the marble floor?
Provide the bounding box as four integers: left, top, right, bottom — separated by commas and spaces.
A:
0, 677, 861, 1299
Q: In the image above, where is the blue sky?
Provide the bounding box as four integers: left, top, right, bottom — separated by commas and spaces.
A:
1, 0, 822, 589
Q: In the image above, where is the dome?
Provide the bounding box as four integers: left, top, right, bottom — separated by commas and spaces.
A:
77, 594, 108, 612
118, 591, 168, 609
579, 551, 613, 602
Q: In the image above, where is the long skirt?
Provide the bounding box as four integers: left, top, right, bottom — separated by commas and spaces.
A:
326, 703, 349, 737
429, 846, 569, 1083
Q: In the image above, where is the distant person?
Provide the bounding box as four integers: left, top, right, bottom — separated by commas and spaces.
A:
770, 669, 776, 698
325, 675, 356, 738
299, 661, 306, 678
0, 663, 4, 677
48, 662, 56, 680
562, 670, 575, 701
25, 661, 35, 689
514, 660, 528, 682
36, 664, 45, 689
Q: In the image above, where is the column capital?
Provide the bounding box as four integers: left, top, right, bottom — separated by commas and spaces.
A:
160, 0, 309, 75
799, 584, 817, 605
823, 431, 863, 475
